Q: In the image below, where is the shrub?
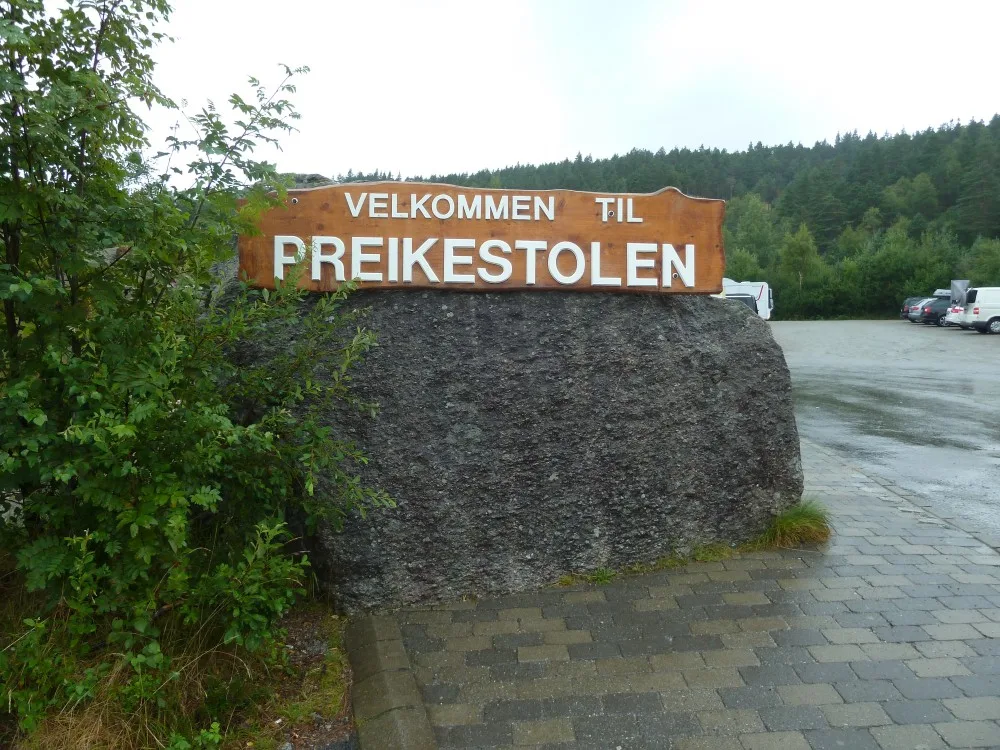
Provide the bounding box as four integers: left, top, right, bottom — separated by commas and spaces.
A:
0, 1, 388, 742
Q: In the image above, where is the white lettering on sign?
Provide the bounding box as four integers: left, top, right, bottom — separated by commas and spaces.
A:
512, 195, 530, 221
458, 194, 481, 220
590, 241, 621, 287
411, 194, 431, 219
387, 237, 399, 282
663, 244, 695, 287
443, 238, 476, 283
485, 194, 508, 221
403, 237, 438, 283
478, 240, 513, 283
548, 242, 586, 285
595, 196, 643, 224
626, 242, 658, 287
535, 196, 555, 221
274, 235, 306, 280
595, 197, 614, 222
312, 236, 345, 281
342, 192, 558, 223
432, 194, 456, 220
369, 193, 388, 218
244, 184, 725, 294
276, 234, 700, 289
345, 193, 366, 218
515, 240, 546, 285
351, 237, 383, 282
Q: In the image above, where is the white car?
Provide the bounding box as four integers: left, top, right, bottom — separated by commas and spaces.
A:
967, 287, 1000, 334
944, 304, 969, 328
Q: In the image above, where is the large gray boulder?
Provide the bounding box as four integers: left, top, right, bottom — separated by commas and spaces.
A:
313, 291, 802, 613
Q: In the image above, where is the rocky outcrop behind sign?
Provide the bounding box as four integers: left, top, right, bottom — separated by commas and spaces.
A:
312, 292, 802, 613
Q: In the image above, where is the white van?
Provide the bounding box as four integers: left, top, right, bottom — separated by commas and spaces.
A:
967, 287, 1000, 334
722, 278, 774, 320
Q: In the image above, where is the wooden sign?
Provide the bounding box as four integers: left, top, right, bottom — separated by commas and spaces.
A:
238, 182, 725, 294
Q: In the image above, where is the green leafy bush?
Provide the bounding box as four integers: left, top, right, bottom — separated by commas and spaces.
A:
0, 1, 388, 743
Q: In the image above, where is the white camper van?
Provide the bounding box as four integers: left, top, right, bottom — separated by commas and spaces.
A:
966, 287, 1000, 334
722, 278, 774, 320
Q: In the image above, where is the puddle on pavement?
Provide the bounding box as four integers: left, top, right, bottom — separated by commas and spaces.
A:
793, 382, 981, 451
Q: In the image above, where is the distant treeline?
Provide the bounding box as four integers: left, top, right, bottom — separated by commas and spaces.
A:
311, 116, 1000, 318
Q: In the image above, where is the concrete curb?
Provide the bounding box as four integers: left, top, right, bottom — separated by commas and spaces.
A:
345, 615, 436, 750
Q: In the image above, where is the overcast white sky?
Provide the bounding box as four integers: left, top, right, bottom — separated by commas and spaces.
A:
145, 0, 999, 180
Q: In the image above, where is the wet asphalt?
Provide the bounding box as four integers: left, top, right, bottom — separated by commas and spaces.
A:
771, 319, 1000, 538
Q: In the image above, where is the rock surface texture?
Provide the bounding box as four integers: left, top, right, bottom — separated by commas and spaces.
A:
314, 292, 803, 612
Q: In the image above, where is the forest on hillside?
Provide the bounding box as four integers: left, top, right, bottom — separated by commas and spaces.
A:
323, 116, 1000, 319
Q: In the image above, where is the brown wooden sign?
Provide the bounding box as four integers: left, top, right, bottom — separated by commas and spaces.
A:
238, 182, 726, 294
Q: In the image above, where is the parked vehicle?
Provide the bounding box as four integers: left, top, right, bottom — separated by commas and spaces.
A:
726, 293, 759, 316
908, 297, 951, 325
900, 296, 924, 319
900, 282, 976, 329
722, 278, 773, 320
943, 304, 969, 328
906, 297, 934, 322
966, 287, 1000, 334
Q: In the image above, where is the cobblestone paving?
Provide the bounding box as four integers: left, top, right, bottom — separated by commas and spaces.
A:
394, 439, 1000, 748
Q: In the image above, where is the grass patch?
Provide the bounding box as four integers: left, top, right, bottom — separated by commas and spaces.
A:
557, 568, 619, 586
620, 555, 687, 576
751, 500, 832, 549
2, 591, 354, 750
692, 543, 735, 562
585, 568, 617, 584
224, 603, 353, 749
558, 555, 688, 586
552, 500, 832, 588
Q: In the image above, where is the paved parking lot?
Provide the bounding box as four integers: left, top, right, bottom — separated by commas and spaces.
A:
349, 319, 1000, 749
354, 440, 1000, 749
772, 321, 1000, 544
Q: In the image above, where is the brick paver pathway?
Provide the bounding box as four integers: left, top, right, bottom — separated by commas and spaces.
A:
392, 439, 1000, 748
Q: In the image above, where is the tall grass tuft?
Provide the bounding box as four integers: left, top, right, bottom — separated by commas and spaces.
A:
754, 500, 832, 549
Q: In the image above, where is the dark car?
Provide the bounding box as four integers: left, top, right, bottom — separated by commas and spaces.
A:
727, 294, 758, 315
900, 296, 924, 319
907, 297, 951, 325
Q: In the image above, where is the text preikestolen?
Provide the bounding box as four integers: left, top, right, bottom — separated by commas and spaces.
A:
239, 182, 726, 294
